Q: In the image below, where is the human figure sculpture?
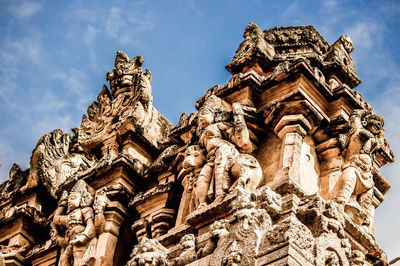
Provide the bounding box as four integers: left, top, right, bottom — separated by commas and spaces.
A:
335, 109, 385, 224
195, 95, 262, 208
176, 145, 206, 225
53, 180, 106, 266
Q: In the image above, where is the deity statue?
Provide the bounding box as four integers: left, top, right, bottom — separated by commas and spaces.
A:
53, 180, 107, 266
176, 145, 206, 224
195, 95, 262, 207
335, 109, 385, 225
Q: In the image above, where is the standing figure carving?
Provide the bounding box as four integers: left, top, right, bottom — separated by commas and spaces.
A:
195, 95, 262, 208
176, 145, 206, 225
53, 180, 107, 266
335, 109, 385, 225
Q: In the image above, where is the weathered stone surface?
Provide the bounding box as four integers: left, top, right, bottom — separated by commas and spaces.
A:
0, 23, 394, 266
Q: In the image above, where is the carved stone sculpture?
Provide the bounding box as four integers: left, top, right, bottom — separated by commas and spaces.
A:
0, 163, 24, 200
53, 180, 107, 266
28, 129, 95, 197
175, 234, 196, 266
335, 109, 385, 225
197, 219, 229, 258
196, 95, 262, 207
126, 237, 168, 266
79, 51, 154, 152
211, 187, 282, 265
0, 24, 395, 266
222, 241, 242, 266
176, 145, 206, 225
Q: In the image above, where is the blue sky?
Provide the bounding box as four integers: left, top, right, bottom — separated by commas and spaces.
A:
0, 0, 399, 259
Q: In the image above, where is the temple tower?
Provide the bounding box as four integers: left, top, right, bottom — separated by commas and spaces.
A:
0, 24, 394, 265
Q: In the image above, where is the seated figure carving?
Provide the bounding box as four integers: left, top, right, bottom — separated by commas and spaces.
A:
53, 180, 107, 266
335, 109, 385, 226
195, 95, 262, 208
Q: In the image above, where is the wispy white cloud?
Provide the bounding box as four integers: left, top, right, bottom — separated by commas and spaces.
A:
321, 0, 338, 10
83, 25, 99, 45
9, 0, 42, 20
346, 21, 379, 49
32, 112, 73, 139
105, 6, 155, 44
51, 68, 95, 113
281, 2, 300, 20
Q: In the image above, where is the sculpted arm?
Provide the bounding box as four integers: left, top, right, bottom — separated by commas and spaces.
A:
53, 191, 68, 227
82, 207, 96, 240
230, 102, 254, 153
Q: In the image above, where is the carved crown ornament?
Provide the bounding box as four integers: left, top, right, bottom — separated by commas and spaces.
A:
0, 23, 395, 265
79, 51, 155, 152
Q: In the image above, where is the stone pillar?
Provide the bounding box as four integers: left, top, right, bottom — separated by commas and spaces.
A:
273, 114, 311, 189
95, 201, 127, 266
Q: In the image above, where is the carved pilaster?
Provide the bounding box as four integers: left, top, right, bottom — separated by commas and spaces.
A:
272, 114, 312, 192
101, 135, 119, 157
95, 201, 127, 266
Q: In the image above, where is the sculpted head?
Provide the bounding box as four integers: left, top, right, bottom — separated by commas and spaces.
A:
363, 113, 384, 135
67, 180, 94, 212
182, 145, 206, 170
114, 51, 130, 73
180, 234, 196, 249
68, 192, 81, 211
339, 35, 354, 53
198, 95, 226, 128
210, 219, 229, 238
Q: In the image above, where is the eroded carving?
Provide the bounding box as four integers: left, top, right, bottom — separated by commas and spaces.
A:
126, 237, 168, 266
53, 180, 108, 266
210, 187, 282, 265
79, 51, 154, 152
196, 95, 262, 208
222, 241, 242, 266
29, 129, 95, 197
197, 219, 229, 258
335, 109, 385, 226
175, 234, 196, 266
0, 163, 25, 200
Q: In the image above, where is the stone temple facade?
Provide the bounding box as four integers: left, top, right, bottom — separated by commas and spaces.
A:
0, 23, 395, 265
